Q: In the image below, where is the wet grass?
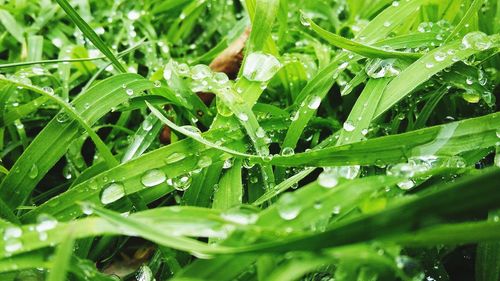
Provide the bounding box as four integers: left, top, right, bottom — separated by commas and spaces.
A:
0, 0, 499, 280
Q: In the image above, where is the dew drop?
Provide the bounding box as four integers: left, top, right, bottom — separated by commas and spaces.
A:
35, 214, 58, 232
281, 147, 295, 156
299, 13, 311, 27
197, 156, 212, 168
307, 95, 321, 109
141, 169, 166, 187
343, 121, 355, 132
4, 239, 22, 253
191, 64, 212, 80
242, 52, 281, 82
127, 10, 141, 21
433, 51, 446, 62
56, 112, 70, 123
28, 164, 38, 179
223, 159, 233, 169
181, 125, 201, 136
213, 72, 229, 84
277, 193, 301, 220
397, 179, 415, 190
153, 80, 161, 88
237, 112, 249, 122
172, 174, 192, 191
126, 88, 134, 96
163, 67, 172, 80
42, 86, 54, 94
142, 119, 153, 131
318, 169, 339, 188
221, 206, 259, 225
425, 62, 434, 69
461, 31, 492, 51
3, 226, 22, 240
100, 182, 125, 205
165, 152, 186, 164
256, 127, 266, 138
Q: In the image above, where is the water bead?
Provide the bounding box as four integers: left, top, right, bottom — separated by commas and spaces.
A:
318, 169, 339, 188
277, 193, 301, 220
100, 182, 125, 205
141, 169, 166, 187
461, 32, 492, 51
35, 214, 58, 232
165, 152, 186, 164
127, 10, 141, 21
4, 239, 23, 253
126, 88, 134, 96
42, 86, 54, 94
397, 179, 415, 190
256, 127, 266, 138
28, 164, 38, 179
213, 72, 229, 84
181, 125, 201, 135
197, 156, 213, 168
307, 95, 321, 109
299, 13, 311, 27
433, 51, 446, 62
172, 174, 192, 191
142, 119, 153, 131
191, 64, 212, 80
237, 112, 249, 122
343, 121, 355, 132
242, 52, 281, 82
3, 226, 22, 240
281, 147, 295, 156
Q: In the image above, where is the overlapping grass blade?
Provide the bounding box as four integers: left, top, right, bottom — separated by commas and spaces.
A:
54, 0, 126, 73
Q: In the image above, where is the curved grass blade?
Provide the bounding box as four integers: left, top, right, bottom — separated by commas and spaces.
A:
267, 112, 500, 167
0, 74, 154, 209
242, 168, 500, 253
21, 127, 244, 222
46, 232, 75, 281
54, 0, 126, 73
0, 76, 118, 167
373, 34, 499, 118
304, 15, 422, 60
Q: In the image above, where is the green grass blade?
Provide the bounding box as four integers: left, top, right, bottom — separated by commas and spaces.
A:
304, 15, 422, 60
373, 34, 499, 118
46, 232, 75, 281
0, 74, 153, 209
54, 0, 126, 73
268, 112, 499, 167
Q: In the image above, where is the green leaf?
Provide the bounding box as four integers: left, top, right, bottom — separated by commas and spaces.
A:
54, 0, 126, 73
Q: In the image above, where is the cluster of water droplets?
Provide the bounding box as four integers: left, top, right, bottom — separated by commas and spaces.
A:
365, 58, 401, 78
386, 155, 466, 190
317, 165, 361, 189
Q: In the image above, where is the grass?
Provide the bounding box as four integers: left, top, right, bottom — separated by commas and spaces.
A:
0, 0, 499, 280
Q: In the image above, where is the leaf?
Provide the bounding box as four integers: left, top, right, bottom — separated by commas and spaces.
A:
46, 232, 75, 281
267, 112, 500, 167
0, 74, 154, 209
0, 9, 24, 43
54, 0, 126, 73
373, 34, 499, 118
304, 15, 422, 59
213, 160, 243, 209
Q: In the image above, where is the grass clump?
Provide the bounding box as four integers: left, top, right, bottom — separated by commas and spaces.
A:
0, 0, 499, 280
